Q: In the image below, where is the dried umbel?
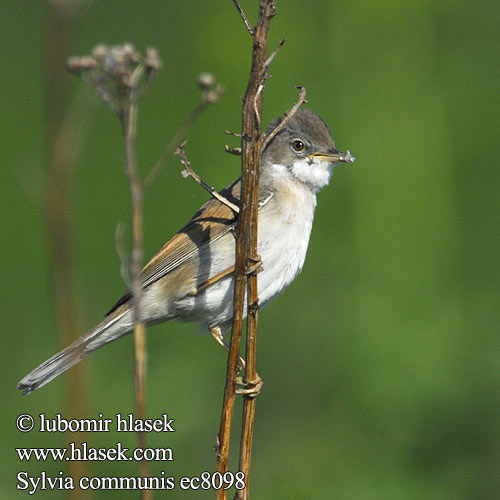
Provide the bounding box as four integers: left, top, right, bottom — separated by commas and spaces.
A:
197, 72, 225, 104
67, 44, 162, 114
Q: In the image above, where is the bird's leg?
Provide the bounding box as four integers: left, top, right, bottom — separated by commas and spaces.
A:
209, 325, 246, 372
238, 254, 264, 398
209, 326, 263, 398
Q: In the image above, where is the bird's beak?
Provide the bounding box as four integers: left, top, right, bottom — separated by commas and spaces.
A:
309, 149, 355, 164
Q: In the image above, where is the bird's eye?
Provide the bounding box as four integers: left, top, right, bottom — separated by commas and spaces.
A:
291, 139, 306, 152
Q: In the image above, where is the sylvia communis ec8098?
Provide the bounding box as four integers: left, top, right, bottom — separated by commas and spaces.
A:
18, 108, 354, 394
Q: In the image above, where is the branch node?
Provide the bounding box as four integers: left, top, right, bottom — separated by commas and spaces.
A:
225, 145, 242, 156
248, 301, 260, 314
213, 433, 221, 459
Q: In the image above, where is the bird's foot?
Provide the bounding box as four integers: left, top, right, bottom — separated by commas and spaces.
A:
236, 373, 263, 398
245, 255, 263, 275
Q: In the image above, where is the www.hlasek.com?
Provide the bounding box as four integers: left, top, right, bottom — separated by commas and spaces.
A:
16, 413, 245, 493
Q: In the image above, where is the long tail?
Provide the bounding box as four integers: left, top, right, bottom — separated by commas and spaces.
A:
18, 307, 132, 395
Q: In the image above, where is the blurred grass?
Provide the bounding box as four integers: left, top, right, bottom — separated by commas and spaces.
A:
2, 0, 499, 498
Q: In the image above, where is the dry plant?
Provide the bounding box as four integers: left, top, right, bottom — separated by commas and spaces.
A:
67, 44, 222, 499
62, 3, 294, 499
215, 1, 290, 499
144, 73, 224, 190
68, 45, 162, 497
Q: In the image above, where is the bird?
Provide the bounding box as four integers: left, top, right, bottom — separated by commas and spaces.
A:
18, 108, 354, 395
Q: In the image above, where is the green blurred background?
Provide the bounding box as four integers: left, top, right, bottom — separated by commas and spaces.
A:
2, 1, 499, 498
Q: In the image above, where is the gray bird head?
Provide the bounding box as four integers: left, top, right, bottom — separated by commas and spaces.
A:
262, 108, 354, 192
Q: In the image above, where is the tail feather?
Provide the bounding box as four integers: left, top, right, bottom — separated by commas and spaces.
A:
18, 308, 131, 395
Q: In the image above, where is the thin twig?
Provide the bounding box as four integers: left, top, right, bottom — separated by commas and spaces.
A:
175, 141, 240, 213
252, 83, 265, 129
144, 75, 224, 190
144, 102, 207, 190
225, 131, 243, 155
261, 86, 307, 150
232, 0, 254, 36
264, 38, 286, 69
114, 222, 131, 287
225, 129, 242, 137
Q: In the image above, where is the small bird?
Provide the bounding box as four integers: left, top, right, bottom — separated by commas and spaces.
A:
18, 108, 354, 395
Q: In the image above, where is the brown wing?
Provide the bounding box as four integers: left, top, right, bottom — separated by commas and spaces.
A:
107, 179, 241, 314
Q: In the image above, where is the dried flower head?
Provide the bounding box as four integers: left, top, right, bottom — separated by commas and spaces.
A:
196, 73, 224, 105
66, 43, 162, 114
197, 72, 216, 90
145, 48, 162, 74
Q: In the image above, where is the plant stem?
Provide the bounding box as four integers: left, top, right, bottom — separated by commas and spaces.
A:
123, 86, 151, 500
216, 2, 276, 499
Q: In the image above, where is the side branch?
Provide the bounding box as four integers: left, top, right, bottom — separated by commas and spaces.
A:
264, 38, 286, 69
175, 142, 240, 213
232, 0, 254, 36
262, 86, 307, 150
144, 74, 223, 190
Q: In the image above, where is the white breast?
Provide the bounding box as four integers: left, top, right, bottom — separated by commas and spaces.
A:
256, 183, 317, 307
169, 175, 320, 331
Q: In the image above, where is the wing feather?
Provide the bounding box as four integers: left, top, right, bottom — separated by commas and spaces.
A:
107, 179, 241, 314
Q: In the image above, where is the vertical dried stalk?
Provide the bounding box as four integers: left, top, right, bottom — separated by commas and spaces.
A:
120, 89, 150, 498
236, 1, 276, 497
216, 1, 276, 499
67, 44, 162, 500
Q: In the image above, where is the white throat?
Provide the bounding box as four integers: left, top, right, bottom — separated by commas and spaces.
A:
269, 157, 333, 193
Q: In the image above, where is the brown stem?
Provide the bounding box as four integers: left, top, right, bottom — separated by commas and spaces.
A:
216, 2, 276, 499
122, 84, 151, 500
66, 43, 162, 500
